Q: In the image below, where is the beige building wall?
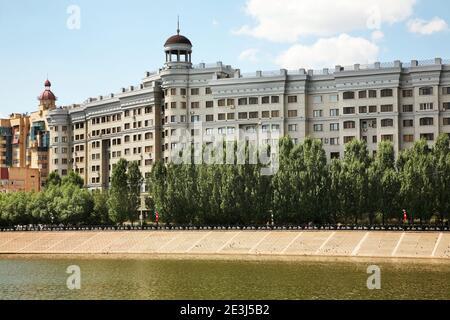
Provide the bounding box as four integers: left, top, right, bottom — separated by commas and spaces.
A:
0, 167, 40, 193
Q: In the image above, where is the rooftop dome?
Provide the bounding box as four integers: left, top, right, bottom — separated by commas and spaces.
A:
39, 79, 57, 101
164, 34, 192, 46
164, 17, 192, 47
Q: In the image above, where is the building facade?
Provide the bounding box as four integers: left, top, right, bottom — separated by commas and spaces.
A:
45, 29, 450, 191
0, 167, 40, 193
0, 80, 56, 189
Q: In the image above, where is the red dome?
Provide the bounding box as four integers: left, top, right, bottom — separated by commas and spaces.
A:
39, 79, 56, 101
39, 90, 57, 101
164, 34, 192, 46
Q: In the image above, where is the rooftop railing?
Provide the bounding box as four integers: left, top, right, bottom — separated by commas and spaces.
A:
242, 58, 449, 78
193, 62, 225, 69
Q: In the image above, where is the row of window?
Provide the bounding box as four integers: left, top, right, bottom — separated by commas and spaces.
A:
166, 87, 450, 102
164, 87, 212, 97
124, 120, 154, 130
124, 107, 153, 117
343, 89, 394, 100
343, 133, 438, 145
312, 117, 449, 132
91, 113, 122, 126
91, 126, 122, 137
165, 96, 285, 110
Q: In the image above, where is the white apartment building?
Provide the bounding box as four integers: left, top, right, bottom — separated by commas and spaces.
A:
46, 28, 450, 190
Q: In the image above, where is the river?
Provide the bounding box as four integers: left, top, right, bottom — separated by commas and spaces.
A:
0, 256, 449, 300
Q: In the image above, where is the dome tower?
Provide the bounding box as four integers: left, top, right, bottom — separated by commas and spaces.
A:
38, 79, 57, 111
164, 18, 192, 69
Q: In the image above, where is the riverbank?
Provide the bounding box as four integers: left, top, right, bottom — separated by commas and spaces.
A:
0, 230, 449, 259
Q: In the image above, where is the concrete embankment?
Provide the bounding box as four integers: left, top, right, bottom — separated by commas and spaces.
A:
0, 231, 449, 259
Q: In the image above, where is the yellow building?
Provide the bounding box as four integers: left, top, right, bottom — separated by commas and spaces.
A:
0, 80, 56, 188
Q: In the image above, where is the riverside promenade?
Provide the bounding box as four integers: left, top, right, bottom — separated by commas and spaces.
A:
0, 230, 449, 259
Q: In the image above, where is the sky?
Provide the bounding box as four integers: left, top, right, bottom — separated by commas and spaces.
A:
1, 0, 450, 116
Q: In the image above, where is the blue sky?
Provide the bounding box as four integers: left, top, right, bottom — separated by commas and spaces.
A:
1, 0, 449, 115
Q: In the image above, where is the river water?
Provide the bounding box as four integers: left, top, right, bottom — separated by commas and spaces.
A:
0, 256, 449, 300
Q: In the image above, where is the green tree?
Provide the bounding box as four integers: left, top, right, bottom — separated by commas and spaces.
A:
398, 140, 434, 224
147, 161, 168, 222
127, 161, 143, 224
92, 190, 111, 225
326, 159, 343, 223
299, 138, 328, 223
62, 170, 84, 188
368, 141, 401, 224
272, 136, 297, 224
432, 134, 450, 224
108, 159, 129, 224
46, 171, 61, 188
340, 140, 370, 224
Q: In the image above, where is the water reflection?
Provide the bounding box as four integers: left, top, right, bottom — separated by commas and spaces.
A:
0, 257, 449, 300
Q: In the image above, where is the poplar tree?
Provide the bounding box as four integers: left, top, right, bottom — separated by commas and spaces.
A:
127, 161, 143, 224
300, 138, 328, 223
147, 161, 167, 222
272, 136, 296, 224
108, 158, 129, 224
340, 140, 370, 224
431, 134, 450, 224
368, 141, 401, 224
399, 140, 434, 223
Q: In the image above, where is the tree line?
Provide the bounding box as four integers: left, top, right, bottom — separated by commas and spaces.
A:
147, 135, 450, 225
0, 135, 449, 227
0, 159, 142, 227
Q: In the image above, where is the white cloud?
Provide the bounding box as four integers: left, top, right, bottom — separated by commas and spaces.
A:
235, 0, 416, 43
276, 34, 380, 70
371, 30, 385, 42
239, 48, 261, 63
407, 17, 448, 35
212, 19, 219, 27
